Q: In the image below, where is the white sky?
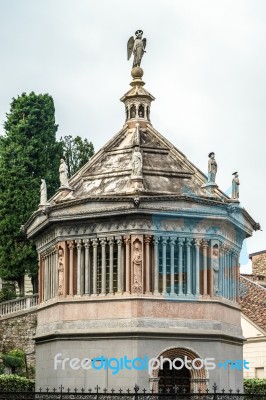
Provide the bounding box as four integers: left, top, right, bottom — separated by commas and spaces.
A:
0, 0, 265, 272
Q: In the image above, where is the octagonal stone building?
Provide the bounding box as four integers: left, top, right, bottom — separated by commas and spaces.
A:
25, 65, 259, 392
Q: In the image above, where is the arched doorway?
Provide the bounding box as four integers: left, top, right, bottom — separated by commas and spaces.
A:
151, 347, 208, 393
158, 363, 190, 393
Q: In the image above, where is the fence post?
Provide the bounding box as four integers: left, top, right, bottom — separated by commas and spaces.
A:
212, 383, 217, 400
134, 384, 139, 400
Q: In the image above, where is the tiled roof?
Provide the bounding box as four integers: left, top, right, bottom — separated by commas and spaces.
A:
239, 275, 266, 333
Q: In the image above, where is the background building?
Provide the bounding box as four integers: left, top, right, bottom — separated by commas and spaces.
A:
240, 250, 266, 379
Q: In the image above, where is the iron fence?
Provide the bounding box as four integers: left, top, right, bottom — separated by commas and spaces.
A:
0, 385, 265, 400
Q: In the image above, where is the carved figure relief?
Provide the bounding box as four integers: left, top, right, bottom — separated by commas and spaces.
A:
132, 147, 142, 176
58, 247, 64, 296
212, 244, 219, 296
132, 239, 142, 293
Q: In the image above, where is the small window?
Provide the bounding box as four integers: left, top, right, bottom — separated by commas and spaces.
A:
138, 104, 145, 118
130, 105, 136, 118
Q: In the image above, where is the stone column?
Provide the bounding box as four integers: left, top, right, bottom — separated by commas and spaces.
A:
224, 245, 229, 299
195, 239, 201, 297
84, 239, 91, 295
100, 238, 106, 295
229, 250, 233, 300
67, 241, 74, 295
178, 238, 184, 296
39, 254, 44, 303
48, 252, 51, 299
92, 239, 98, 295
52, 248, 56, 298
235, 250, 240, 302
144, 236, 152, 294
218, 243, 224, 297
44, 253, 48, 301
170, 237, 176, 296
117, 237, 123, 294
186, 239, 192, 295
108, 238, 114, 294
153, 236, 160, 295
124, 236, 131, 294
202, 240, 208, 296
162, 237, 168, 295
76, 240, 82, 295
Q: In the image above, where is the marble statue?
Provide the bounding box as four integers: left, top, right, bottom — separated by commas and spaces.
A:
208, 152, 217, 183
232, 172, 240, 199
127, 30, 147, 68
132, 147, 142, 176
40, 179, 47, 204
59, 158, 68, 187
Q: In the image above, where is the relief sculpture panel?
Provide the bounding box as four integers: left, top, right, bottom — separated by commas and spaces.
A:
131, 236, 143, 294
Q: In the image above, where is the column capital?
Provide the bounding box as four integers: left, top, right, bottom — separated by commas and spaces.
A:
108, 237, 114, 246
222, 243, 230, 253
202, 239, 209, 248
116, 236, 123, 246
170, 237, 176, 246
123, 235, 131, 245
67, 240, 75, 250
178, 238, 185, 246
92, 238, 98, 247
75, 239, 83, 248
195, 238, 202, 247
186, 238, 193, 246
144, 235, 152, 244
162, 236, 168, 245
84, 239, 90, 248
153, 236, 160, 245
100, 238, 107, 247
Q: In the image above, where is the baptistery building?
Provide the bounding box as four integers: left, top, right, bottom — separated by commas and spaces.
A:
24, 35, 259, 392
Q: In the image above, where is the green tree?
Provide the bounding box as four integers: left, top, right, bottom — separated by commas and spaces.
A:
60, 135, 94, 177
0, 92, 61, 294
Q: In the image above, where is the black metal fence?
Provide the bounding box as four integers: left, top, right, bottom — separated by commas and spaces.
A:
0, 385, 265, 400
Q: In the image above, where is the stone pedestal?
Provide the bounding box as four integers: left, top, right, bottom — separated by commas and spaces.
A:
201, 182, 218, 196
131, 176, 144, 190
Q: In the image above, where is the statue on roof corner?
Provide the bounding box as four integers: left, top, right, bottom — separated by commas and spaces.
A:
208, 152, 217, 183
231, 172, 240, 199
127, 30, 147, 68
59, 158, 69, 187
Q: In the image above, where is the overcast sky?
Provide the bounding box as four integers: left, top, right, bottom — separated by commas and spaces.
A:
0, 0, 265, 271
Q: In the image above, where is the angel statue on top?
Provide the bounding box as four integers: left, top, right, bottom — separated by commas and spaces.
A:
127, 30, 147, 68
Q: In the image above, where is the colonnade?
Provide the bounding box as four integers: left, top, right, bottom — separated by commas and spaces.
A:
38, 235, 239, 303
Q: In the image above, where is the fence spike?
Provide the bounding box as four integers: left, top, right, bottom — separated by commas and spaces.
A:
134, 384, 140, 393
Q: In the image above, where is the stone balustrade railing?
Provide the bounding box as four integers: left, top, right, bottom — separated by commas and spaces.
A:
0, 294, 38, 317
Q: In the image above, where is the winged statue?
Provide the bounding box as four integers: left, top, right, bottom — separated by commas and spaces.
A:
127, 30, 147, 68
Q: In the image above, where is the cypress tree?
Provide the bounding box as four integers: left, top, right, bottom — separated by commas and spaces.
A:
0, 92, 61, 294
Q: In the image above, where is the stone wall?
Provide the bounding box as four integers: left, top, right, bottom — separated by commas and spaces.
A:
0, 309, 37, 367
251, 252, 266, 276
